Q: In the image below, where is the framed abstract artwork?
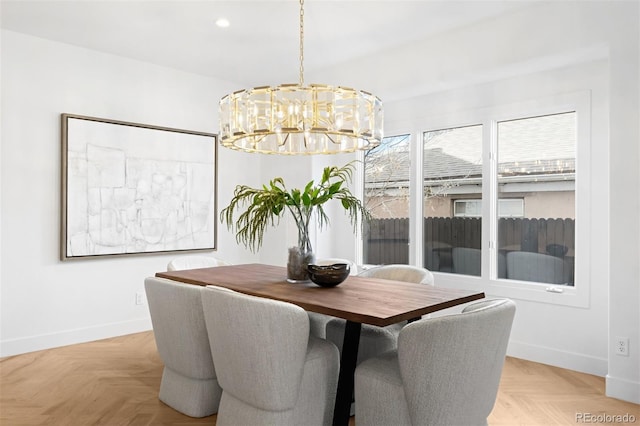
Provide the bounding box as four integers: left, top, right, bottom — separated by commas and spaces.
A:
61, 114, 217, 260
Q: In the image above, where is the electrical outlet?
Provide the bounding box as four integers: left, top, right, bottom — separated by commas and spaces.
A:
135, 291, 145, 306
615, 337, 629, 356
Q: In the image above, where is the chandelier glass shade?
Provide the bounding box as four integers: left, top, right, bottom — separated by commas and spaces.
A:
218, 1, 383, 155
219, 84, 383, 155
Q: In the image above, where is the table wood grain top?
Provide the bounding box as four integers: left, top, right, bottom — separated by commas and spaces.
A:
155, 263, 485, 327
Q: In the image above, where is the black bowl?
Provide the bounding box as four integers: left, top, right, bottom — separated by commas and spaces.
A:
307, 264, 350, 287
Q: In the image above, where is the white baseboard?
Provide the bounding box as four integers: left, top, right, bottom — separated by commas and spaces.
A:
606, 374, 640, 404
507, 339, 608, 377
507, 340, 640, 404
0, 318, 153, 357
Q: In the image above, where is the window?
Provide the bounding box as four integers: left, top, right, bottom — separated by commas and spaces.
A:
497, 112, 576, 285
416, 113, 576, 282
423, 125, 483, 275
363, 134, 411, 265
454, 199, 524, 218
498, 199, 525, 218
454, 199, 482, 217
359, 92, 589, 307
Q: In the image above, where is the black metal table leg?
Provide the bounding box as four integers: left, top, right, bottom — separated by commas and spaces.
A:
332, 320, 361, 426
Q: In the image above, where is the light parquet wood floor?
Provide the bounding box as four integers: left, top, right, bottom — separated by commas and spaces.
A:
1, 331, 638, 425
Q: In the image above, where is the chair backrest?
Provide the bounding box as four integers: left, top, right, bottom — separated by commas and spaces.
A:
452, 247, 507, 278
397, 298, 516, 425
452, 247, 482, 276
144, 277, 215, 379
200, 286, 310, 411
358, 264, 434, 285
506, 251, 569, 284
167, 255, 231, 271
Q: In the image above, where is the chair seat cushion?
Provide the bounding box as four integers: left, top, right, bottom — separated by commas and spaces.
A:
325, 318, 404, 364
308, 312, 333, 338
355, 350, 411, 425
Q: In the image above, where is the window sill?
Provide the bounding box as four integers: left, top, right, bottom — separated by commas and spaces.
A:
432, 272, 589, 308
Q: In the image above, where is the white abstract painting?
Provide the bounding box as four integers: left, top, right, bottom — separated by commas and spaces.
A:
62, 114, 217, 259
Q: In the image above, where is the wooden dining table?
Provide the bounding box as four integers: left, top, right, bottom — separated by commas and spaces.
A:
156, 263, 485, 426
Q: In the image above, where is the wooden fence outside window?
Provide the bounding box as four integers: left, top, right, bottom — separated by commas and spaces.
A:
364, 217, 575, 285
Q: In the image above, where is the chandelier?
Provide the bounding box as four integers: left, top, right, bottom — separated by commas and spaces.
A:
218, 0, 383, 155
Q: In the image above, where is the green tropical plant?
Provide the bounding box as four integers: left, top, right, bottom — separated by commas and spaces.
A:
220, 161, 370, 253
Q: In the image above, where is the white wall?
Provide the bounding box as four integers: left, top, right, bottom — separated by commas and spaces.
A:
254, 154, 364, 266
0, 28, 4, 351
0, 29, 354, 356
384, 57, 609, 362
0, 30, 261, 356
310, 153, 361, 262
253, 155, 314, 266
606, 2, 640, 403
309, 1, 639, 403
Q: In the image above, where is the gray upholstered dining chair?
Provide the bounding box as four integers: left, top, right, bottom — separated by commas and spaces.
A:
452, 247, 482, 276
452, 247, 507, 278
506, 251, 570, 284
354, 298, 516, 426
325, 264, 435, 364
144, 277, 221, 417
166, 255, 231, 271
200, 285, 340, 426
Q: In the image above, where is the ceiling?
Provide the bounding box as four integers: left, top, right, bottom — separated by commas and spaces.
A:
1, 0, 534, 88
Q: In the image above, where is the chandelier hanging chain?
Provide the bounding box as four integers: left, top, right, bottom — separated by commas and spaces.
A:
299, 0, 305, 86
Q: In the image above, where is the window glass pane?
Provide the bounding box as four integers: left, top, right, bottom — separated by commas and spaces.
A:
423, 125, 483, 276
454, 199, 523, 218
454, 200, 482, 217
499, 199, 524, 217
497, 112, 576, 285
363, 134, 411, 265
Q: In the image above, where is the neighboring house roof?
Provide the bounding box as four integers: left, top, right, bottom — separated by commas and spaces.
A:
366, 112, 576, 186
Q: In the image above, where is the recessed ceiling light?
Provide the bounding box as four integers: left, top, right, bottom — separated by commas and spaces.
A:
216, 18, 230, 28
